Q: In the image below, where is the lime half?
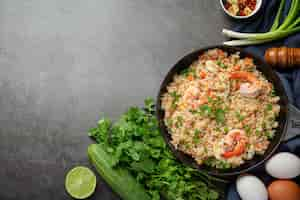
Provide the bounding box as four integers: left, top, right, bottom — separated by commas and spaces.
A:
65, 166, 97, 199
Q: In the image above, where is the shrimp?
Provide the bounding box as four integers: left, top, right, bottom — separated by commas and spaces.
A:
230, 71, 262, 98
222, 129, 248, 158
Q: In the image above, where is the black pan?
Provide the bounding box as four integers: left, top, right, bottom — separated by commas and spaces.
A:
156, 45, 300, 177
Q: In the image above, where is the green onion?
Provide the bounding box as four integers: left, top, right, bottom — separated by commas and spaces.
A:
277, 0, 299, 31
175, 116, 183, 128
224, 127, 229, 133
266, 104, 273, 112
217, 60, 227, 68
270, 0, 286, 31
244, 125, 251, 136
235, 111, 245, 121
215, 108, 225, 124
170, 91, 181, 109
223, 0, 300, 46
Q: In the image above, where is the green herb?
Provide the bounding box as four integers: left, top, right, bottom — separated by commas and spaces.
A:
244, 125, 251, 136
265, 131, 274, 140
183, 143, 191, 150
170, 91, 181, 109
235, 111, 245, 121
175, 116, 183, 128
200, 105, 213, 116
194, 129, 201, 135
224, 127, 229, 133
165, 118, 173, 127
193, 129, 201, 144
266, 104, 273, 112
180, 67, 196, 78
271, 88, 276, 97
180, 68, 190, 76
255, 130, 261, 137
88, 98, 226, 200
191, 105, 213, 116
262, 122, 266, 129
215, 108, 225, 124
204, 157, 231, 169
216, 60, 227, 68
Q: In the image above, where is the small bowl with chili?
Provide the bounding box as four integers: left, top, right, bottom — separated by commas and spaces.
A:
220, 0, 262, 19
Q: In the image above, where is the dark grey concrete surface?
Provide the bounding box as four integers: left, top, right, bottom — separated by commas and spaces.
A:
0, 0, 231, 199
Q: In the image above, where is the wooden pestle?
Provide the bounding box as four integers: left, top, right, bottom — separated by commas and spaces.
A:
264, 47, 300, 68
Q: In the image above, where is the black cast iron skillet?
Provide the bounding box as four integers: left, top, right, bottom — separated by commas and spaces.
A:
156, 45, 300, 177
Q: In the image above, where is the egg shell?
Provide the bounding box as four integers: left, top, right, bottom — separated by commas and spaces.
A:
268, 180, 300, 200
236, 175, 268, 200
266, 152, 300, 179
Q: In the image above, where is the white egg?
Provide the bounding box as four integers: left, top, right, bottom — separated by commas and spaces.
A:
236, 175, 268, 200
265, 152, 300, 179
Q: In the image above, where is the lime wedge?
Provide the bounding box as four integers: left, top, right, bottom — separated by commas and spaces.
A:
65, 166, 96, 199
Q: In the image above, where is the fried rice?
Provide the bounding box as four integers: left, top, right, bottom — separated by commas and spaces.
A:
161, 49, 280, 168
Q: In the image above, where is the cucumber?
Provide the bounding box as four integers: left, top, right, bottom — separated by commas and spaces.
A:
87, 144, 151, 200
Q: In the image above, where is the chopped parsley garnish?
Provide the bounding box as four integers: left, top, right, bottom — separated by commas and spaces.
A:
271, 88, 276, 97
255, 130, 261, 136
200, 105, 213, 116
166, 118, 173, 127
204, 157, 231, 169
244, 125, 251, 136
215, 108, 225, 124
193, 129, 201, 144
175, 116, 183, 128
265, 131, 274, 139
170, 91, 181, 109
266, 104, 273, 112
224, 127, 229, 133
216, 60, 227, 68
190, 105, 213, 117
235, 111, 245, 121
180, 67, 197, 78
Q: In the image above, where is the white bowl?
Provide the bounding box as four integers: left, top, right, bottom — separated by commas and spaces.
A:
220, 0, 262, 19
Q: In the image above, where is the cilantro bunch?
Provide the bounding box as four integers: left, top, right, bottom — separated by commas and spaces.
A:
89, 98, 225, 200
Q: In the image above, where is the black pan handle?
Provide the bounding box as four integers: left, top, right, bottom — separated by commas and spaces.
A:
284, 104, 300, 141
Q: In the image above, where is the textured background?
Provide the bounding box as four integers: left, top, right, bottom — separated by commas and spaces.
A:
0, 0, 230, 199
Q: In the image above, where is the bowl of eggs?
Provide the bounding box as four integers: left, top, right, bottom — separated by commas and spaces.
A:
220, 0, 262, 19
234, 152, 300, 200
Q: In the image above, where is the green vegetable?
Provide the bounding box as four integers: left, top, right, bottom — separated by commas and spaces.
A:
266, 104, 273, 112
180, 67, 197, 78
244, 125, 251, 136
88, 144, 151, 200
217, 60, 227, 68
170, 91, 181, 109
193, 129, 201, 143
265, 131, 275, 139
235, 111, 245, 121
271, 88, 276, 97
223, 0, 300, 46
204, 157, 231, 169
255, 130, 261, 137
215, 108, 225, 124
224, 127, 229, 133
175, 116, 184, 128
200, 105, 213, 116
270, 0, 286, 31
88, 99, 226, 200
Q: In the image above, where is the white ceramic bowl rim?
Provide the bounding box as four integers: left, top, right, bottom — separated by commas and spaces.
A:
220, 0, 262, 19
